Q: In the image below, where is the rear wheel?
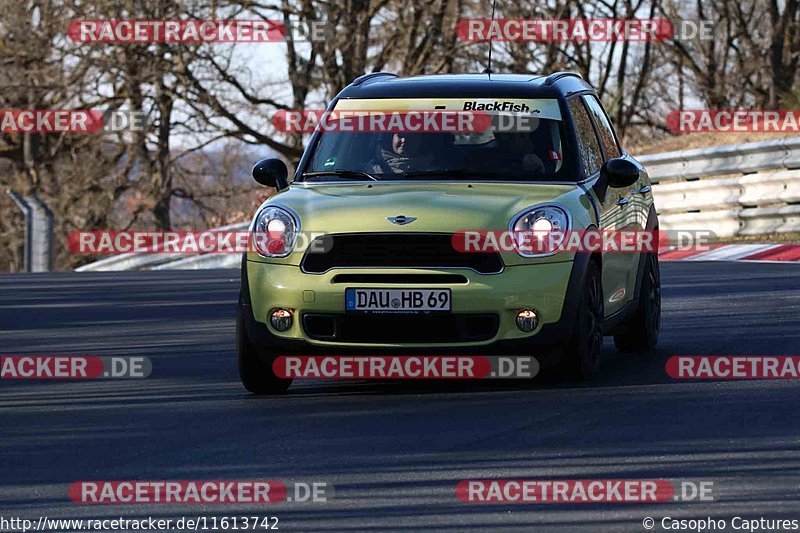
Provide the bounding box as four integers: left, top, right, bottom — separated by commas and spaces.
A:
237, 304, 292, 395
613, 252, 661, 353
558, 260, 604, 380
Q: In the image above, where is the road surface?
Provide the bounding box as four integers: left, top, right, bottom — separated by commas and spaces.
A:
1, 262, 799, 531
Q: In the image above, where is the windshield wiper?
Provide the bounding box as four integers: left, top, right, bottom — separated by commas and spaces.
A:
302, 170, 379, 182
401, 169, 486, 179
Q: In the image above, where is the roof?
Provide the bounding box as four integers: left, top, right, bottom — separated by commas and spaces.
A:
337, 72, 594, 100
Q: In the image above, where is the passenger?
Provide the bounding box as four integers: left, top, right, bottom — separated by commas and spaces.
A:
373, 132, 440, 175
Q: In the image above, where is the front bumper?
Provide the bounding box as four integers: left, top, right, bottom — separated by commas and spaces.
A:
241, 254, 589, 352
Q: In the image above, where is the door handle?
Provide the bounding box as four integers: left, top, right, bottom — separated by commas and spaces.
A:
617, 196, 632, 207
637, 185, 652, 195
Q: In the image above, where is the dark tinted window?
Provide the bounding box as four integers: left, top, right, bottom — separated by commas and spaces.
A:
567, 97, 602, 176
584, 95, 621, 159
305, 124, 568, 182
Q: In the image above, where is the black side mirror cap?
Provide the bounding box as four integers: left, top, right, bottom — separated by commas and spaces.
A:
601, 157, 639, 188
252, 158, 289, 190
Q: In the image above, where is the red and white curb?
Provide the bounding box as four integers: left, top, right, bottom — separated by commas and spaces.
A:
659, 244, 800, 262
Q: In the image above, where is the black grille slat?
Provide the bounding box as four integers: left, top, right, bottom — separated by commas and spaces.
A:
302, 313, 499, 343
301, 233, 503, 274
331, 274, 468, 284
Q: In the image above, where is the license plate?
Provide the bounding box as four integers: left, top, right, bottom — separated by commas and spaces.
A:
345, 288, 451, 313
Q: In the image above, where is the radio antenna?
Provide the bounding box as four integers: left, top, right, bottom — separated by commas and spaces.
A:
482, 0, 497, 75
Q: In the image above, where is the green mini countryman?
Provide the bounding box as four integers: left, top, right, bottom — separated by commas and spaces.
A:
237, 72, 661, 394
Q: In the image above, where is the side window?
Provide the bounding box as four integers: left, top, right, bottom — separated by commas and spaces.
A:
567, 97, 603, 176
583, 95, 622, 159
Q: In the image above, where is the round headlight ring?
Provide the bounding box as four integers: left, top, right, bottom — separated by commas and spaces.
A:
510, 205, 570, 258
253, 206, 298, 258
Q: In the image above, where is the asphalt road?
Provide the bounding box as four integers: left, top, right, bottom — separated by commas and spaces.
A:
1, 262, 800, 532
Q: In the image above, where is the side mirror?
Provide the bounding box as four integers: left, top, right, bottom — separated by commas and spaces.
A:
601, 157, 639, 188
252, 158, 289, 190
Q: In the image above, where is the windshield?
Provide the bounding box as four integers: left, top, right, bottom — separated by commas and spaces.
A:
301, 98, 571, 182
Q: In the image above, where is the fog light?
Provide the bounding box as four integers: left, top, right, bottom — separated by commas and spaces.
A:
516, 309, 539, 332
270, 309, 293, 331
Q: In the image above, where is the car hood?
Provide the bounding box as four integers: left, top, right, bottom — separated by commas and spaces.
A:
264, 181, 578, 233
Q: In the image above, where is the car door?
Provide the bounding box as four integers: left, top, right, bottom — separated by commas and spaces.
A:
581, 94, 645, 314
567, 95, 630, 317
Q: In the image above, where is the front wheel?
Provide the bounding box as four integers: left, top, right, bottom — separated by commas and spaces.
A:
558, 260, 604, 380
613, 252, 661, 353
237, 305, 293, 395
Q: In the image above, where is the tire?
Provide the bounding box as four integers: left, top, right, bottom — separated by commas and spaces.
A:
237, 304, 293, 395
613, 252, 661, 353
558, 260, 604, 380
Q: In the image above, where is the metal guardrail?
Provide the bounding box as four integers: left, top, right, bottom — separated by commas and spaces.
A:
638, 137, 800, 182
76, 137, 800, 271
74, 251, 186, 272
639, 137, 800, 236
150, 252, 242, 270
75, 222, 249, 272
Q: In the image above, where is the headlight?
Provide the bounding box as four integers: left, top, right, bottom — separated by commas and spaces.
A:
510, 204, 569, 257
253, 206, 298, 257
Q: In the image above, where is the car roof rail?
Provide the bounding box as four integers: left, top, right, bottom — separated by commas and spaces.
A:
543, 71, 584, 86
351, 72, 399, 86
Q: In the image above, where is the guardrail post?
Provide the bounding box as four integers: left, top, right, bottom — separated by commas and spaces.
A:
6, 190, 53, 272
29, 194, 54, 272
7, 189, 32, 272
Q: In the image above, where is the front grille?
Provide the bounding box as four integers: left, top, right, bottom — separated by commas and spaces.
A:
301, 233, 503, 274
302, 313, 499, 343
330, 273, 468, 284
